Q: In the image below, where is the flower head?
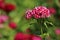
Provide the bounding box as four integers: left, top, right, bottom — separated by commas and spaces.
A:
14, 32, 42, 40
0, 15, 8, 23
9, 22, 17, 29
0, 1, 5, 9
4, 3, 16, 12
55, 28, 60, 35
25, 10, 33, 19
32, 6, 50, 19
48, 8, 56, 14
14, 32, 31, 40
32, 35, 42, 40
25, 6, 50, 19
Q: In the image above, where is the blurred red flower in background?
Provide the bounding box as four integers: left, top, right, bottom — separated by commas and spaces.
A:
14, 32, 31, 40
4, 3, 16, 12
14, 32, 42, 40
9, 22, 17, 29
32, 35, 42, 40
0, 0, 5, 9
55, 28, 60, 35
48, 8, 56, 14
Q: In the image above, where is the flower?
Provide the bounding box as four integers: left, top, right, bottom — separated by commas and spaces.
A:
25, 10, 33, 19
14, 32, 31, 40
14, 32, 42, 40
9, 22, 17, 29
32, 35, 42, 40
48, 8, 56, 14
32, 6, 50, 19
0, 1, 5, 9
55, 28, 60, 35
25, 6, 50, 19
0, 15, 8, 23
4, 3, 16, 12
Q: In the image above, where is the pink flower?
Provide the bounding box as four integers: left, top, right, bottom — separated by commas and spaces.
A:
14, 32, 42, 40
9, 22, 17, 29
55, 28, 60, 35
14, 32, 31, 40
25, 10, 33, 19
0, 15, 8, 23
32, 6, 50, 19
48, 8, 56, 14
32, 35, 42, 40
25, 6, 50, 19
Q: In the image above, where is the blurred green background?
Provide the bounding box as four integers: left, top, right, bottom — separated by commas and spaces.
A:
0, 0, 60, 40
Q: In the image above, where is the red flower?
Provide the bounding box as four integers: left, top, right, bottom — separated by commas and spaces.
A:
25, 6, 50, 19
32, 6, 50, 19
14, 32, 31, 40
32, 35, 42, 40
0, 1, 5, 9
9, 22, 17, 29
48, 8, 56, 14
14, 32, 42, 40
4, 3, 16, 12
26, 10, 33, 19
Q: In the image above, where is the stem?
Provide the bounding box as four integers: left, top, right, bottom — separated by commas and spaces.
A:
36, 19, 44, 34
44, 22, 48, 29
46, 21, 55, 27
41, 27, 43, 34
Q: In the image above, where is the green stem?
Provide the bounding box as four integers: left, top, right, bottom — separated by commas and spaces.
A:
36, 19, 44, 34
41, 27, 43, 34
46, 21, 55, 27
44, 22, 48, 29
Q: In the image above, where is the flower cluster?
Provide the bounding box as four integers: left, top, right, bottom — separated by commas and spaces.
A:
26, 6, 50, 19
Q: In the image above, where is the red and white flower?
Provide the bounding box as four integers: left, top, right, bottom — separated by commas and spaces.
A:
26, 6, 50, 19
32, 6, 50, 19
25, 10, 33, 19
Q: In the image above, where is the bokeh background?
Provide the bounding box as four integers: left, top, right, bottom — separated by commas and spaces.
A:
0, 0, 60, 40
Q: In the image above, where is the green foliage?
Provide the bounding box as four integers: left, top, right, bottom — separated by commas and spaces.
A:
0, 0, 60, 40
